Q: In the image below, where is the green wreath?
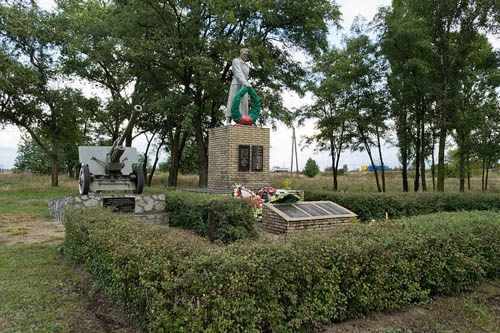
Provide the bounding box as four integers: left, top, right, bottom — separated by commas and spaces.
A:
231, 86, 261, 123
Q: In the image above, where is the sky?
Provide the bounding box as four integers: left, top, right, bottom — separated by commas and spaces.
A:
1, 0, 498, 172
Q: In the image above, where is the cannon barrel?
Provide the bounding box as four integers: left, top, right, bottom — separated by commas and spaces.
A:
110, 105, 142, 163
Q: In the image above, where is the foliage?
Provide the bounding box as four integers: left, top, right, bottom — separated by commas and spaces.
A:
14, 136, 51, 174
164, 191, 256, 244
0, 1, 97, 186
303, 158, 320, 178
305, 191, 500, 222
64, 209, 500, 331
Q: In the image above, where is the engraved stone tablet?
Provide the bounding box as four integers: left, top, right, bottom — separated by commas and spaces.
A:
296, 203, 330, 216
317, 202, 350, 215
103, 197, 135, 213
238, 145, 250, 171
251, 145, 264, 171
275, 204, 308, 218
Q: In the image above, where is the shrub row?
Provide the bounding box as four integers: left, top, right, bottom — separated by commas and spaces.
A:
305, 191, 500, 222
64, 209, 500, 332
164, 191, 256, 244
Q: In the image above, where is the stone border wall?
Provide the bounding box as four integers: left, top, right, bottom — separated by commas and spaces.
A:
48, 194, 168, 225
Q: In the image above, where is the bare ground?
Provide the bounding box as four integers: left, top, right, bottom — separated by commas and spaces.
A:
0, 212, 65, 246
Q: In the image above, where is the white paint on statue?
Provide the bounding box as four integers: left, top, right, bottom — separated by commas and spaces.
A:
225, 49, 251, 121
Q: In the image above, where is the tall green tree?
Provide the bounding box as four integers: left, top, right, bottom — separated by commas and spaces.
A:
110, 0, 341, 187
0, 0, 95, 186
56, 0, 141, 143
303, 48, 353, 191
472, 100, 500, 191
341, 19, 389, 192
407, 0, 500, 192
451, 35, 500, 192
376, 3, 438, 192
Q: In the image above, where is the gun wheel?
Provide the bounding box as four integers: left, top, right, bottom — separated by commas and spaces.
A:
79, 164, 90, 195
133, 166, 144, 194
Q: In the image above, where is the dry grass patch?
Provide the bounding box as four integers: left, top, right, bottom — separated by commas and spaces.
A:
0, 212, 64, 247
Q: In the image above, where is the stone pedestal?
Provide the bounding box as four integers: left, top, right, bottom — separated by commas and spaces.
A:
48, 194, 168, 225
208, 126, 270, 191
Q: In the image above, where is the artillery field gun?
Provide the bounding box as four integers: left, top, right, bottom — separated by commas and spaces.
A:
78, 105, 145, 195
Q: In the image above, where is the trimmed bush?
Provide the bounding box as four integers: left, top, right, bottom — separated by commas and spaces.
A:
164, 191, 256, 243
305, 191, 500, 222
64, 209, 500, 332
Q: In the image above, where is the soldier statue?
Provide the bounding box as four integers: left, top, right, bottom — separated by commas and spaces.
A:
225, 48, 251, 126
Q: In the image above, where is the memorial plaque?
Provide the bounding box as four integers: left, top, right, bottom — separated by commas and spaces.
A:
275, 204, 308, 218
103, 197, 135, 213
251, 145, 264, 171
238, 145, 250, 171
297, 203, 330, 217
317, 202, 350, 215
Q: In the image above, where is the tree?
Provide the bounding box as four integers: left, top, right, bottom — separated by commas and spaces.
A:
0, 1, 95, 186
407, 0, 500, 192
110, 0, 341, 187
14, 136, 51, 174
341, 19, 389, 192
376, 3, 437, 192
303, 46, 353, 191
57, 0, 139, 143
303, 158, 320, 178
472, 100, 500, 191
451, 35, 500, 192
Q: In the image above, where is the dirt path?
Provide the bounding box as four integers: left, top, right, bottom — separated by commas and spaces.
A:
0, 212, 64, 246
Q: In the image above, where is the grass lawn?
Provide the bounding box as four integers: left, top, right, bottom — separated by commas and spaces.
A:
0, 245, 141, 332
1, 172, 500, 332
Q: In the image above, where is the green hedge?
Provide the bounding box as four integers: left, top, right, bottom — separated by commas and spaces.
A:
64, 209, 500, 332
164, 191, 256, 244
305, 191, 500, 222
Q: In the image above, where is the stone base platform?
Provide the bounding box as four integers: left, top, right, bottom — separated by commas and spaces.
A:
262, 201, 357, 234
48, 194, 168, 225
208, 126, 270, 191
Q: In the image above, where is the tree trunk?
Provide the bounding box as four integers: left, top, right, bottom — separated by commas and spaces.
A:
147, 139, 165, 186
359, 127, 381, 192
420, 116, 426, 192
431, 138, 436, 191
437, 122, 447, 192
193, 110, 208, 187
485, 163, 490, 191
467, 158, 471, 191
401, 146, 409, 192
414, 129, 421, 192
50, 154, 59, 187
330, 138, 338, 192
481, 158, 486, 191
143, 134, 154, 184
167, 130, 187, 187
458, 150, 465, 192
376, 126, 386, 193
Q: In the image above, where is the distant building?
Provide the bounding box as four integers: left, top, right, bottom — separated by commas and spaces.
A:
271, 166, 290, 173
361, 165, 389, 171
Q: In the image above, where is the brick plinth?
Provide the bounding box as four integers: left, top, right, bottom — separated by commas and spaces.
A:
261, 203, 356, 235
208, 126, 270, 191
